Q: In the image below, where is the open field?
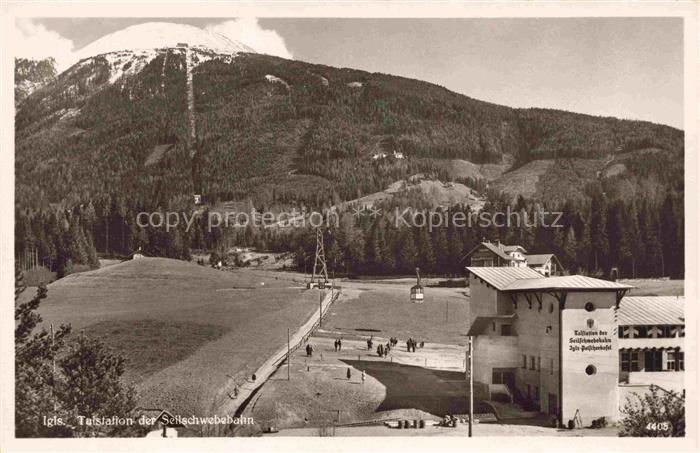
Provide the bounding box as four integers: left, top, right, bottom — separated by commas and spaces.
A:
26, 258, 323, 425
323, 281, 469, 345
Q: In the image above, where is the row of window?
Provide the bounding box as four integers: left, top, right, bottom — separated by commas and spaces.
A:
522, 354, 554, 375
513, 300, 597, 313
618, 325, 685, 339
620, 350, 684, 372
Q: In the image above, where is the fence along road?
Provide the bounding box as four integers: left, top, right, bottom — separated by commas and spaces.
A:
221, 288, 339, 420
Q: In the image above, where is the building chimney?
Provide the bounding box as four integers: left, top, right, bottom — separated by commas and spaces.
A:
495, 239, 501, 248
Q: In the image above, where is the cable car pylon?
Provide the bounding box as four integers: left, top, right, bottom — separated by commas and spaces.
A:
307, 227, 329, 289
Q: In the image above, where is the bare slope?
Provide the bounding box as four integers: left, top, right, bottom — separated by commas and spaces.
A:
32, 258, 321, 418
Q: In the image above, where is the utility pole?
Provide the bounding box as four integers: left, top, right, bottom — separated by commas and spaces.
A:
51, 323, 56, 411
287, 328, 291, 381
319, 290, 323, 327
468, 335, 474, 438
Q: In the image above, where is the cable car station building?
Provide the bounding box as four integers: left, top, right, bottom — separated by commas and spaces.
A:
465, 267, 685, 427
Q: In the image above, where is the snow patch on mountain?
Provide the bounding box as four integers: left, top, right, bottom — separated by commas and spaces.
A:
102, 49, 160, 84
75, 22, 256, 60
264, 74, 290, 90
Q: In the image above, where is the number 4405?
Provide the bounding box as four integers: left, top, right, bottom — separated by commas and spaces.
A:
646, 422, 671, 431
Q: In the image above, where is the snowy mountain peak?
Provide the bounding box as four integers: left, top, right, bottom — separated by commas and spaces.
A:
75, 22, 256, 60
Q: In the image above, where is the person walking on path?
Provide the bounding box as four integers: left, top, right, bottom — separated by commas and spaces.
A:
338, 338, 343, 351
361, 370, 366, 384
346, 367, 352, 380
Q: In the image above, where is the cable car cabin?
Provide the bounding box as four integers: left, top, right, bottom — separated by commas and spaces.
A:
410, 284, 424, 303
410, 267, 424, 303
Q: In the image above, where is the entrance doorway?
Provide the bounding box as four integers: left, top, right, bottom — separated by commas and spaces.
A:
492, 368, 516, 390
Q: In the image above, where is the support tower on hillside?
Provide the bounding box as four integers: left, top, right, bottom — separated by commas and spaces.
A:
308, 228, 329, 289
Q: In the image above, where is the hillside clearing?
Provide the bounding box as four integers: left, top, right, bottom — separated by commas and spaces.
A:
28, 258, 322, 422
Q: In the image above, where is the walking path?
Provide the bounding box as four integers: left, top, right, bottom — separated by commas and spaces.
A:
219, 288, 339, 417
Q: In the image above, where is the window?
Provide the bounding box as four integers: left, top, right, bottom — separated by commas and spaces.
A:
667, 351, 677, 371
630, 352, 641, 372
522, 355, 527, 369
621, 351, 630, 372
619, 326, 627, 338
550, 358, 554, 375
526, 384, 531, 399
634, 326, 648, 338
530, 356, 536, 370
492, 322, 496, 332
585, 365, 597, 375
501, 324, 512, 336
549, 303, 554, 313
644, 350, 663, 372
534, 385, 539, 400
648, 326, 663, 338
667, 351, 685, 371
537, 356, 541, 372
585, 302, 596, 312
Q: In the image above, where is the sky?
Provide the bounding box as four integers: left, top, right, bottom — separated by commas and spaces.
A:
15, 17, 684, 129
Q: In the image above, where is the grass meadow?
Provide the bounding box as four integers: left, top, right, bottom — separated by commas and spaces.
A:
24, 258, 321, 419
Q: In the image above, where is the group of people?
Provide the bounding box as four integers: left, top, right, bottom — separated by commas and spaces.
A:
376, 342, 392, 357
406, 338, 423, 352
330, 335, 423, 356
346, 367, 366, 384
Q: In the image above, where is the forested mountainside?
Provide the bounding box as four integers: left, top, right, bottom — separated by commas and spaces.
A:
14, 57, 57, 106
14, 50, 684, 279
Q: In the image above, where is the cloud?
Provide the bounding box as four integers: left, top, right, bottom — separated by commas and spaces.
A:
14, 19, 77, 72
206, 18, 293, 59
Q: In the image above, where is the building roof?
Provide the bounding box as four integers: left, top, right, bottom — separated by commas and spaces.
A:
467, 267, 634, 292
525, 254, 554, 266
617, 296, 684, 326
467, 266, 544, 290
461, 241, 529, 263
479, 242, 513, 261
503, 275, 634, 292
502, 245, 527, 254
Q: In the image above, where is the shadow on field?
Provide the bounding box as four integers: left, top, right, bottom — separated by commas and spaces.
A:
340, 359, 492, 417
